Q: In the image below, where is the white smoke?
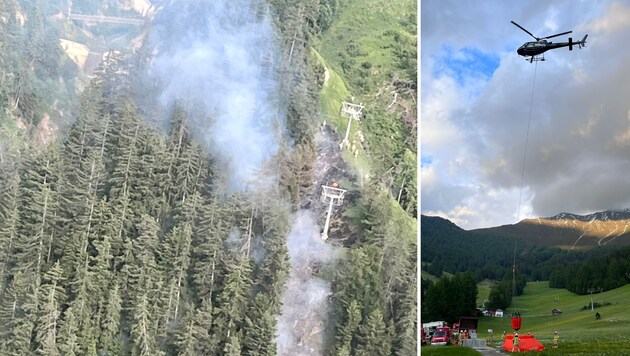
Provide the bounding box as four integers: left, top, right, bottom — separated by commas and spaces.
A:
277, 210, 340, 355
147, 0, 284, 191
144, 2, 340, 353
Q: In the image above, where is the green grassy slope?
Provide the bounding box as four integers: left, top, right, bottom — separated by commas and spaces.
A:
313, 49, 350, 128
317, 0, 416, 95
476, 280, 494, 308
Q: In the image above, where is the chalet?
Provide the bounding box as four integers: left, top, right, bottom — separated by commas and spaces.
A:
481, 308, 495, 317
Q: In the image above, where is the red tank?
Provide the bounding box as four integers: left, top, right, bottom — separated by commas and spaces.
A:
502, 334, 545, 352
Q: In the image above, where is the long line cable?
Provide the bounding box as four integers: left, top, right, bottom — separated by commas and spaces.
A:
513, 60, 538, 319
517, 60, 538, 222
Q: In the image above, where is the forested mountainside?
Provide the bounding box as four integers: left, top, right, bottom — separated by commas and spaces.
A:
0, 0, 417, 355
420, 215, 566, 281
422, 214, 630, 298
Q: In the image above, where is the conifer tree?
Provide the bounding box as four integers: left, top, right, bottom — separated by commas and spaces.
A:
242, 293, 277, 356
159, 223, 192, 328
213, 254, 253, 351
354, 308, 392, 356
252, 203, 290, 310
390, 245, 417, 355
60, 253, 100, 355
170, 142, 208, 207
190, 198, 226, 301
0, 269, 38, 354
174, 307, 196, 356
58, 151, 105, 293
131, 288, 162, 356
135, 132, 172, 222
98, 282, 122, 355
223, 335, 243, 356
16, 145, 61, 275
191, 297, 218, 353
335, 299, 362, 354
334, 246, 384, 319
107, 119, 142, 201
34, 261, 65, 356
62, 84, 108, 170
126, 215, 164, 355
57, 306, 79, 356
0, 172, 20, 291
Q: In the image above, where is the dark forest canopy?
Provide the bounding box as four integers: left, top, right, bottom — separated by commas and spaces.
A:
422, 272, 477, 324
0, 54, 295, 354
421, 215, 570, 282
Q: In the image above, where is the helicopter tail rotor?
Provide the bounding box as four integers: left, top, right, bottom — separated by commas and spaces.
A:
579, 34, 588, 48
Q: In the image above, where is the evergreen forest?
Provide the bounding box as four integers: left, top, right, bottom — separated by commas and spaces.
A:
0, 0, 418, 355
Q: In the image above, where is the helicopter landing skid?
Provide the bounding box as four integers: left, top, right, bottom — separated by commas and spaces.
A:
528, 54, 545, 63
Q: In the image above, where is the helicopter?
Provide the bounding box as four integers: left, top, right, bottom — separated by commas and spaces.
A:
511, 21, 588, 63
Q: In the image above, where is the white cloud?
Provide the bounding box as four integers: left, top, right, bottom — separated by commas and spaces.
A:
423, 206, 478, 228
421, 75, 464, 149
579, 2, 630, 33
544, 6, 559, 32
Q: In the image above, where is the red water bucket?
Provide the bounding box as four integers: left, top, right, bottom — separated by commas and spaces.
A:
511, 316, 522, 331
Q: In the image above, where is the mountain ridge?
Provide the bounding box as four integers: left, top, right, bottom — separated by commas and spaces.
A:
546, 208, 630, 221
467, 208, 630, 249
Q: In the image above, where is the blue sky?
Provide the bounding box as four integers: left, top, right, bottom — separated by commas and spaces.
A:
422, 0, 630, 229
432, 47, 500, 87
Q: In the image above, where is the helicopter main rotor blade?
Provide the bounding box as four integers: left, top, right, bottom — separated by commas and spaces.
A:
542, 30, 572, 40
511, 20, 539, 41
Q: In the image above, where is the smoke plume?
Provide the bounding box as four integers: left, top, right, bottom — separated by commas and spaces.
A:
147, 0, 284, 191
144, 2, 339, 354
277, 210, 340, 355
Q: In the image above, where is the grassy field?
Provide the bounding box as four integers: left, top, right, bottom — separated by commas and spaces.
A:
421, 345, 483, 356
316, 0, 416, 96
422, 280, 630, 354
468, 281, 630, 354
477, 281, 630, 341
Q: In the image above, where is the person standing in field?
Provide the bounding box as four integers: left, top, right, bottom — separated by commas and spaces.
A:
512, 333, 520, 352
553, 331, 559, 349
